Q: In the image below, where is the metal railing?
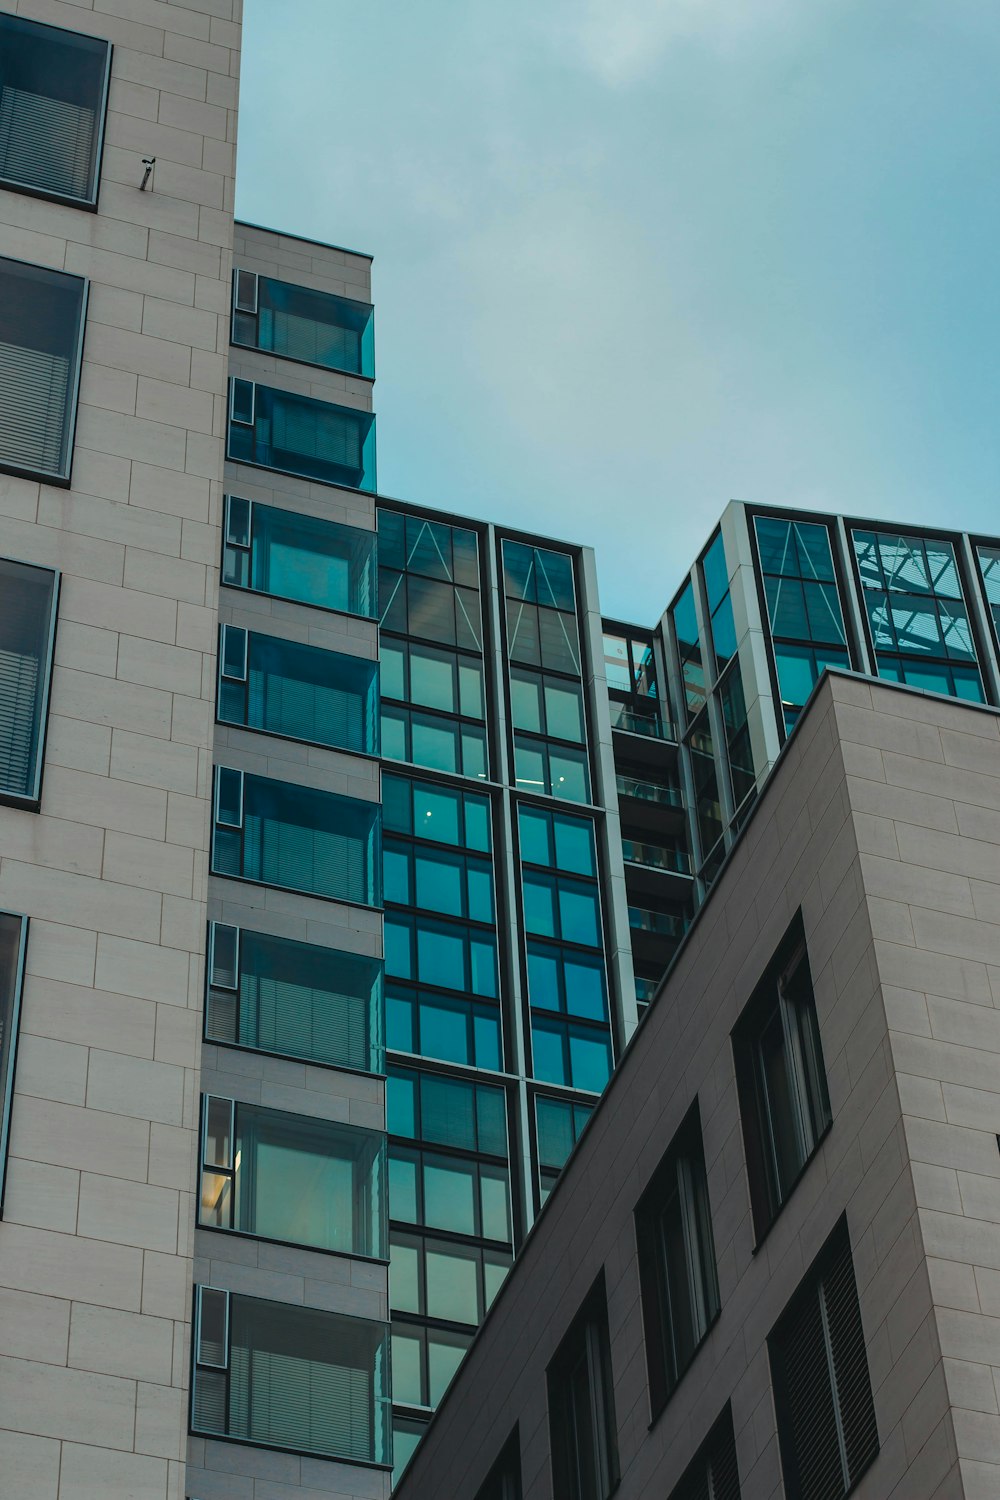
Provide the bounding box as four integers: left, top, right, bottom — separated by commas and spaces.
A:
615, 774, 683, 808
628, 906, 686, 938
621, 839, 691, 875
610, 702, 674, 740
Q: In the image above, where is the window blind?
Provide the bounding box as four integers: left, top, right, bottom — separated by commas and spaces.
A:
0, 86, 94, 200
0, 340, 69, 475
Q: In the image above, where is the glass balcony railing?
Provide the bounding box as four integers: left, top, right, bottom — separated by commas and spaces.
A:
635, 975, 660, 1008
610, 702, 673, 740
615, 774, 683, 808
628, 906, 686, 938
621, 839, 691, 875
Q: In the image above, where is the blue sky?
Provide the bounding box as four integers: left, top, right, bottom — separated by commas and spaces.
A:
236, 0, 1000, 623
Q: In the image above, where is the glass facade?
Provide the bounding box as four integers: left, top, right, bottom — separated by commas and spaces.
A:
977, 544, 1000, 644
218, 627, 379, 756
0, 557, 58, 806
222, 496, 377, 618
388, 1066, 512, 1414
671, 580, 705, 722
0, 14, 111, 207
754, 514, 850, 733
0, 257, 87, 485
205, 924, 384, 1074
200, 1096, 386, 1258
852, 528, 984, 702
192, 1288, 391, 1464
701, 530, 737, 673
232, 270, 375, 377
535, 1094, 592, 1205
211, 768, 381, 907
228, 379, 377, 492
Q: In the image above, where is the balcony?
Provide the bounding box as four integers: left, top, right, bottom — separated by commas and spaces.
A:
627, 904, 688, 968
621, 839, 689, 875
628, 906, 686, 938
615, 772, 686, 835
616, 774, 682, 808
610, 702, 673, 740
228, 379, 376, 492
621, 836, 692, 901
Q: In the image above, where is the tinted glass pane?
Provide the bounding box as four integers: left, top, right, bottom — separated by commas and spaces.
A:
553, 815, 596, 876
0, 258, 86, 483
545, 679, 585, 741
518, 806, 551, 867
569, 1029, 612, 1092
0, 558, 56, 800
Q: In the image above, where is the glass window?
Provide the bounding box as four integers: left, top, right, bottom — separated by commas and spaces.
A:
773, 643, 851, 734
688, 713, 723, 866
383, 772, 491, 852
666, 1406, 740, 1500
0, 558, 57, 806
547, 1276, 619, 1500
671, 580, 705, 721
218, 628, 379, 755
0, 257, 87, 485
0, 911, 27, 1209
383, 704, 488, 781
192, 1288, 390, 1464
199, 1097, 385, 1258
769, 1218, 879, 1499
385, 914, 497, 999
392, 1414, 427, 1489
719, 664, 756, 810
523, 873, 600, 947
378, 510, 483, 652
535, 1095, 592, 1204
381, 638, 485, 722
733, 918, 831, 1238
0, 14, 110, 207
509, 667, 585, 743
474, 1431, 523, 1500
531, 1016, 612, 1093
232, 271, 375, 377
635, 1104, 720, 1414
228, 381, 376, 492
514, 738, 589, 802
204, 924, 384, 1075
976, 544, 1000, 644
222, 498, 377, 618
503, 542, 581, 675
852, 528, 984, 703
211, 769, 381, 907
701, 531, 738, 674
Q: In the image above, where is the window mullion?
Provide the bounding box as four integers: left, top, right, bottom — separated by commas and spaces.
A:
818, 1272, 851, 1493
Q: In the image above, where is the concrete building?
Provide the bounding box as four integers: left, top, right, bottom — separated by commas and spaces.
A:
1, 5, 1000, 1498
393, 672, 1000, 1500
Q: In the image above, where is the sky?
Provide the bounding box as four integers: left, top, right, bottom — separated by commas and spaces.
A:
236, 0, 1000, 624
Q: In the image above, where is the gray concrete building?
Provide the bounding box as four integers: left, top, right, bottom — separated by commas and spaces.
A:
393, 672, 1000, 1500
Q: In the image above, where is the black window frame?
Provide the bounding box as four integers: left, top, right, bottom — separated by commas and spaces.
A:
0, 555, 59, 810
0, 256, 88, 487
769, 1215, 879, 1500
475, 1427, 523, 1500
547, 1272, 620, 1500
732, 915, 831, 1243
666, 1402, 741, 1500
0, 12, 112, 210
635, 1101, 721, 1420
0, 910, 28, 1213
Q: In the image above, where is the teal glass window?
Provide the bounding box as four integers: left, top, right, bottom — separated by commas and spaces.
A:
388, 1066, 508, 1156
535, 1095, 592, 1204
392, 1416, 426, 1489
0, 257, 87, 486
222, 497, 377, 618
518, 806, 597, 876
386, 985, 502, 1070
205, 924, 383, 1074
232, 270, 374, 377
531, 1015, 612, 1093
671, 580, 705, 721
976, 544, 1000, 644
385, 913, 497, 997
378, 510, 482, 649
602, 631, 657, 698
509, 667, 585, 742
513, 737, 589, 802
382, 705, 487, 781
199, 1096, 386, 1258
719, 665, 756, 810
381, 640, 484, 720
218, 627, 379, 755
852, 529, 984, 703
390, 1322, 472, 1409
383, 772, 491, 852
701, 531, 738, 673
773, 642, 851, 733
228, 380, 376, 492
391, 1232, 511, 1328
688, 712, 723, 869
0, 910, 28, 1210
0, 557, 58, 807
523, 873, 600, 947
192, 1288, 390, 1463
0, 14, 111, 208
389, 1148, 510, 1243
755, 515, 850, 732
211, 769, 381, 907
384, 840, 494, 923
503, 540, 581, 675
526, 942, 607, 1022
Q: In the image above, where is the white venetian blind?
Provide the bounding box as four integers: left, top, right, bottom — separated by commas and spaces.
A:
0, 339, 69, 476
0, 87, 94, 200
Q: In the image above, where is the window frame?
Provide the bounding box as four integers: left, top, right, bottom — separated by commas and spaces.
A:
0, 256, 88, 487
230, 268, 375, 380
547, 1272, 620, 1500
0, 555, 59, 810
732, 916, 832, 1243
0, 910, 29, 1213
0, 13, 112, 210
635, 1101, 721, 1421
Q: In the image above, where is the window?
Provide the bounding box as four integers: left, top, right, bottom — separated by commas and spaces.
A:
0, 14, 111, 207
510, 667, 585, 742
232, 270, 375, 377
514, 737, 589, 802
383, 771, 491, 852
222, 497, 377, 618
386, 984, 501, 1070
385, 841, 494, 924
0, 911, 28, 1210
732, 918, 831, 1238
211, 768, 381, 907
390, 1321, 472, 1411
384, 913, 497, 997
199, 1096, 385, 1258
852, 528, 984, 704
719, 666, 756, 812
671, 580, 705, 722
205, 924, 383, 1074
392, 1415, 427, 1488
519, 806, 597, 876
383, 705, 487, 780
602, 631, 657, 699
667, 1405, 741, 1500
535, 1094, 592, 1204
531, 1015, 612, 1095
378, 510, 483, 649
191, 1287, 390, 1464
218, 627, 379, 755
0, 558, 58, 806
228, 380, 376, 492
503, 540, 582, 675
636, 1103, 720, 1415
769, 1217, 879, 1500
475, 1430, 523, 1500
688, 712, 723, 869
0, 257, 87, 485
976, 543, 1000, 645
754, 515, 850, 734
701, 531, 738, 674
547, 1275, 619, 1500
380, 636, 488, 780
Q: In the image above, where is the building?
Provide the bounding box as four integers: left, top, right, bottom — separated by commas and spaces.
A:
392, 671, 1000, 1500
1, 4, 1000, 1498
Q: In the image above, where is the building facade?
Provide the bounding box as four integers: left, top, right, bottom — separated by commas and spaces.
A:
1, 6, 1000, 1497
393, 673, 1000, 1500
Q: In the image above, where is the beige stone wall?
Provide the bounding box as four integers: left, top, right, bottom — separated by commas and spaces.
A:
0, 3, 241, 1497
